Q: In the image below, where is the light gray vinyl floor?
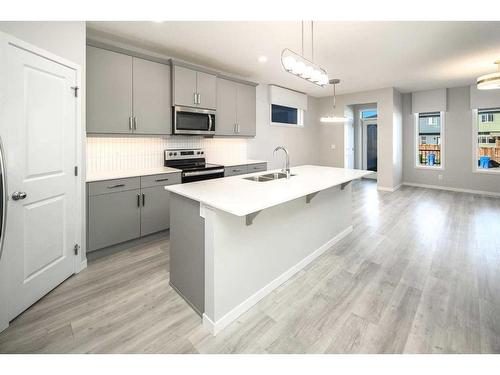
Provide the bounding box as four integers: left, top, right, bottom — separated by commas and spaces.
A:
1, 180, 500, 353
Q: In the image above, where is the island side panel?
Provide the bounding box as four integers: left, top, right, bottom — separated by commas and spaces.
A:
204, 184, 353, 329
169, 192, 205, 315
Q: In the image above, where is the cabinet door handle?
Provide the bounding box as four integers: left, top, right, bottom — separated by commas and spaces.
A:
107, 183, 125, 189
155, 177, 169, 182
193, 92, 198, 105
197, 93, 201, 105
142, 193, 145, 207
128, 117, 133, 131
133, 117, 137, 130
137, 194, 140, 207
234, 124, 237, 134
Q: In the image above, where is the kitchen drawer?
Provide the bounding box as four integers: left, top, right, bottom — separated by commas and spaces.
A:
141, 172, 182, 188
247, 163, 267, 173
224, 165, 248, 177
88, 177, 140, 196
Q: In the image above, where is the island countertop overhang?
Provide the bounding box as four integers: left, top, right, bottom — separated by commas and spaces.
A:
165, 165, 372, 217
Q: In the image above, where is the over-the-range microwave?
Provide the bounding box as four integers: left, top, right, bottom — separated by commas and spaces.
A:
172, 106, 216, 135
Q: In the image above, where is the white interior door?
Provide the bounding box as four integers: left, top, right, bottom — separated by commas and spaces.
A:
2, 40, 78, 321
344, 122, 354, 169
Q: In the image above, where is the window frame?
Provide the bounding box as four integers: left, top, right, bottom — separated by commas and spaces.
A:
414, 111, 445, 170
269, 104, 304, 128
472, 108, 500, 174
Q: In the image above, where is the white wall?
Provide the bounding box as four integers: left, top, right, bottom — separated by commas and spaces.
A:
403, 86, 500, 194
317, 87, 402, 190
247, 84, 321, 170
0, 21, 86, 333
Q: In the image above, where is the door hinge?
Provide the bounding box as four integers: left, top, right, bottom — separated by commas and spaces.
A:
74, 244, 80, 255
74, 166, 78, 176
71, 86, 79, 98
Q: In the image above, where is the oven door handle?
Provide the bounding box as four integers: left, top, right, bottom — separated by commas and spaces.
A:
183, 168, 225, 177
208, 114, 213, 131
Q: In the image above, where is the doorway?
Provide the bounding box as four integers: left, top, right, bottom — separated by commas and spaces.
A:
361, 109, 377, 179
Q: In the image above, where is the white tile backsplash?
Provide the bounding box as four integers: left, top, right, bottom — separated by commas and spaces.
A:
86, 136, 248, 175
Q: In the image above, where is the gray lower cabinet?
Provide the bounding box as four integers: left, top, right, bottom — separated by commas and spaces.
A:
224, 163, 267, 177
215, 77, 256, 136
224, 165, 248, 176
88, 188, 141, 251
140, 185, 172, 236
87, 172, 181, 252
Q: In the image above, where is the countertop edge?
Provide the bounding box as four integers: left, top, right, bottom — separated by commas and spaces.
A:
166, 167, 372, 217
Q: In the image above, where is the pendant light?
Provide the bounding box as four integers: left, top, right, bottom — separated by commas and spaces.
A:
281, 21, 329, 86
320, 79, 348, 123
477, 61, 500, 90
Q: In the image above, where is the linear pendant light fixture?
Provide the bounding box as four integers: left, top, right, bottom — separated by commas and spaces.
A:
320, 79, 348, 123
477, 61, 500, 90
281, 21, 329, 86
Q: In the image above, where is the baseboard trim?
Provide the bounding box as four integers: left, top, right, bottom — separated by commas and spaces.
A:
202, 225, 354, 336
403, 182, 500, 197
377, 184, 402, 192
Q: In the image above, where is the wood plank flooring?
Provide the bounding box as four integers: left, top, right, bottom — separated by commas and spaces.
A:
1, 180, 499, 353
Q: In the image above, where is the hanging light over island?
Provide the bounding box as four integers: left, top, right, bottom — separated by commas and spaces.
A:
281, 21, 329, 87
320, 79, 348, 123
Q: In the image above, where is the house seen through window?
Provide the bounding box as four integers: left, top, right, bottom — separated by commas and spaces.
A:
416, 112, 442, 167
477, 109, 500, 171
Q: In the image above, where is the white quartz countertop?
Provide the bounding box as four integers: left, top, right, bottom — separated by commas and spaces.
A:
165, 165, 372, 216
208, 158, 267, 167
86, 167, 181, 182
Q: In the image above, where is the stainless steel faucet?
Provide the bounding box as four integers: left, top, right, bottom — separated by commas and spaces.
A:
273, 146, 291, 178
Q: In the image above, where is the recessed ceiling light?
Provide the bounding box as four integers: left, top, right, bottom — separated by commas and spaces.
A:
258, 56, 268, 63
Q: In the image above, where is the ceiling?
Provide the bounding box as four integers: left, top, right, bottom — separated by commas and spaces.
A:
86, 21, 500, 97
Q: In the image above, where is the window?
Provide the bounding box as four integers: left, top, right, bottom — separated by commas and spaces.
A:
415, 112, 443, 168
361, 109, 377, 119
271, 104, 304, 126
480, 113, 494, 123
475, 108, 500, 172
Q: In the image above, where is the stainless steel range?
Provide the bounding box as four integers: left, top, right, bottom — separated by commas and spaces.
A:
164, 148, 224, 183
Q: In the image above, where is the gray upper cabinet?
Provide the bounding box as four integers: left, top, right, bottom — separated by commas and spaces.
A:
173, 65, 198, 107
216, 78, 238, 135
132, 58, 171, 135
236, 82, 257, 136
196, 71, 217, 109
215, 77, 256, 136
87, 46, 172, 135
173, 65, 217, 110
87, 46, 133, 134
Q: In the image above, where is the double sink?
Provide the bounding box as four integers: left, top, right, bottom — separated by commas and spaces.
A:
243, 172, 295, 182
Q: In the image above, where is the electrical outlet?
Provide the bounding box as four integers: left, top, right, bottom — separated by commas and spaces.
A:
331, 144, 336, 150
438, 174, 443, 180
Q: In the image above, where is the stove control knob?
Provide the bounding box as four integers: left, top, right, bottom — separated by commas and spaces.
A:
197, 151, 200, 155
201, 151, 204, 155
169, 152, 173, 156
174, 152, 177, 156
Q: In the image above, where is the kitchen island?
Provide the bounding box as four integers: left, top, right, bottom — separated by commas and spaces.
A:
166, 165, 371, 334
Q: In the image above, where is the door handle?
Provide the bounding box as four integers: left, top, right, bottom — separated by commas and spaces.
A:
197, 93, 201, 105
11, 191, 27, 201
133, 117, 137, 130
142, 193, 145, 207
137, 194, 140, 207
193, 92, 198, 105
129, 117, 133, 131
